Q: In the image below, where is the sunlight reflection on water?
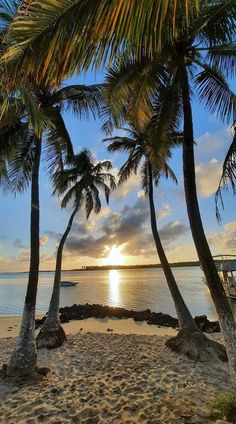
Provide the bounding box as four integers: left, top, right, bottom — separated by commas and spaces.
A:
1, 267, 236, 319
108, 270, 121, 306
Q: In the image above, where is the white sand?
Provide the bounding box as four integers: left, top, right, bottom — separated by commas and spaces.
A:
0, 317, 232, 423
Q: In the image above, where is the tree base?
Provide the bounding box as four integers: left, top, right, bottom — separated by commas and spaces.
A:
165, 328, 227, 362
36, 323, 67, 349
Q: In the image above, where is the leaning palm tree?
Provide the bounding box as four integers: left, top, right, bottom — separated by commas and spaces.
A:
36, 149, 116, 349
104, 114, 226, 362
0, 81, 103, 377
101, 3, 236, 383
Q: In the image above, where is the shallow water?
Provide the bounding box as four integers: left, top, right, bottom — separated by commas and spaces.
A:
1, 266, 233, 320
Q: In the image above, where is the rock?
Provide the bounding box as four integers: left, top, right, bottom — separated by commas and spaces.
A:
194, 315, 220, 333
34, 304, 221, 333
36, 367, 51, 377
0, 364, 7, 379
196, 408, 211, 418
215, 420, 231, 424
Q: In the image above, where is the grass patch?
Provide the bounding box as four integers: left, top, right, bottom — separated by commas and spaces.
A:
210, 393, 236, 422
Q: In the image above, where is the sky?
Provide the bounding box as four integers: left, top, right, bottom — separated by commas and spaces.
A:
0, 70, 235, 272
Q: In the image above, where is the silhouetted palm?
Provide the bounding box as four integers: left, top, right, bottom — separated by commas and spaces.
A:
104, 115, 226, 362
36, 149, 116, 349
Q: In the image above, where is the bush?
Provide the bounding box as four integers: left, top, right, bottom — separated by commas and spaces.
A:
210, 393, 236, 422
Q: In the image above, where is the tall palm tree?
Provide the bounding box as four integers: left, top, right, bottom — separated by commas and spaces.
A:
0, 82, 103, 377
36, 149, 116, 349
100, 4, 236, 384
2, 0, 236, 380
104, 117, 226, 362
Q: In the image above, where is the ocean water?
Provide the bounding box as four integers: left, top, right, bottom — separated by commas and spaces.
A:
0, 267, 235, 320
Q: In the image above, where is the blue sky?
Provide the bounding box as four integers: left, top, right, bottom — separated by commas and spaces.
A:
0, 71, 235, 271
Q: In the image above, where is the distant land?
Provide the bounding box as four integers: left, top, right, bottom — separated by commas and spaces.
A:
0, 262, 202, 274
39, 261, 201, 273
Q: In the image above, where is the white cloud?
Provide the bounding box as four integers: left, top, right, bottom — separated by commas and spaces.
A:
40, 235, 49, 247
137, 190, 145, 198
157, 203, 171, 220
196, 128, 231, 161
208, 221, 236, 252
195, 159, 222, 198
112, 168, 140, 198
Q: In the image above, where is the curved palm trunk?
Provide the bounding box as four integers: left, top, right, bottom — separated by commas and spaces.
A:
7, 137, 41, 377
148, 162, 197, 329
147, 162, 226, 362
36, 209, 77, 349
180, 63, 236, 384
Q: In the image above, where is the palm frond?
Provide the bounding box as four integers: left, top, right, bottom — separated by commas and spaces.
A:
195, 64, 236, 124
90, 183, 101, 214
215, 126, 236, 221
52, 84, 104, 119
118, 147, 143, 185
104, 136, 137, 153
206, 44, 236, 79
7, 131, 37, 193
43, 106, 74, 176
84, 187, 94, 219
2, 0, 200, 85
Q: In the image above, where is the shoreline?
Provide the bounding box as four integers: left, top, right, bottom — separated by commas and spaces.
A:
0, 303, 221, 338
0, 315, 177, 339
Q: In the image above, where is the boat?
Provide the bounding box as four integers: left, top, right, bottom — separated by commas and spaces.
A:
212, 255, 236, 299
60, 281, 78, 287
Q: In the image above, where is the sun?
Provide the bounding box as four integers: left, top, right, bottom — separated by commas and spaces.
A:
103, 246, 125, 266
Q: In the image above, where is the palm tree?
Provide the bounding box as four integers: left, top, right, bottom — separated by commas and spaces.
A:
100, 4, 236, 384
0, 82, 103, 377
36, 149, 116, 349
2, 0, 236, 381
1, 1, 203, 86
104, 116, 226, 362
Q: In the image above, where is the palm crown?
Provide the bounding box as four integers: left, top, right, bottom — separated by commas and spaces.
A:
0, 82, 103, 192
53, 149, 116, 218
104, 118, 178, 194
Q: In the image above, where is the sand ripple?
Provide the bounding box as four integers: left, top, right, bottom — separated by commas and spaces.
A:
0, 333, 231, 423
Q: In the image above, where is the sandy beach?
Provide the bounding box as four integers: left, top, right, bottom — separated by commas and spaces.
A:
0, 317, 232, 424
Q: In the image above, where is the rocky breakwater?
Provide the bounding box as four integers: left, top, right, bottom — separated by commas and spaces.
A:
35, 304, 220, 333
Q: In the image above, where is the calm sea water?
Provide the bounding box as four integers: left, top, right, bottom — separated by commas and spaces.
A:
0, 267, 235, 320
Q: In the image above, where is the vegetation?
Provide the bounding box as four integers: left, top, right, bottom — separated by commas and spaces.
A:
210, 393, 236, 422
0, 0, 236, 387
36, 150, 116, 349
104, 115, 226, 361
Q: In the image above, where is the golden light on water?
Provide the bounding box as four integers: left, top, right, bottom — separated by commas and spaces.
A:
108, 270, 120, 306
103, 245, 125, 266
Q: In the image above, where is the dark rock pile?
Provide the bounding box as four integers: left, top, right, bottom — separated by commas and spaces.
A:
35, 304, 221, 333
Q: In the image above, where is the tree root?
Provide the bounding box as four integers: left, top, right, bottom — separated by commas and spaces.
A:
165, 328, 227, 362
36, 323, 67, 349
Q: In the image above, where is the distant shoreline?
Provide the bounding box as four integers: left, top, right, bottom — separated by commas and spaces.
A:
1, 261, 200, 274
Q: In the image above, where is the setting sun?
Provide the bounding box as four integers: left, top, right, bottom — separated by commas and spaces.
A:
103, 246, 125, 266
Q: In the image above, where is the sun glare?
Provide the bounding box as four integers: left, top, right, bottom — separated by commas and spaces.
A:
103, 246, 125, 266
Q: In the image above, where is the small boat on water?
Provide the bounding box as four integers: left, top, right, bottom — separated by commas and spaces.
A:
212, 255, 236, 299
60, 281, 78, 287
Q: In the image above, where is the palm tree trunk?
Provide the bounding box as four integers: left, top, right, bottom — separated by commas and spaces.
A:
180, 62, 236, 385
7, 136, 41, 377
148, 162, 197, 329
36, 209, 77, 349
147, 161, 226, 362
